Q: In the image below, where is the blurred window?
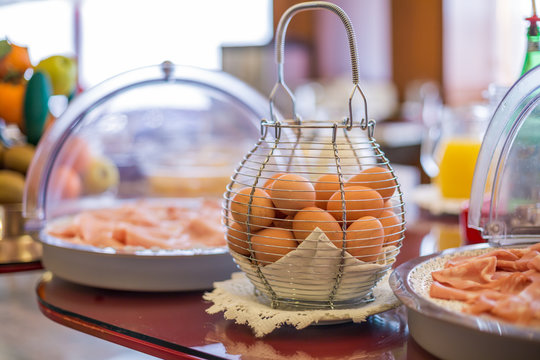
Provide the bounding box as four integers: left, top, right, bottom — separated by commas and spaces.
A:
0, 0, 73, 63
443, 0, 533, 105
0, 0, 272, 88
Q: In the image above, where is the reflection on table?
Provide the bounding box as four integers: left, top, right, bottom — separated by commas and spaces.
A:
0, 203, 43, 273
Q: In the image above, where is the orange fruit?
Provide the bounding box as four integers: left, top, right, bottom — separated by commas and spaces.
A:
0, 42, 32, 80
0, 82, 25, 126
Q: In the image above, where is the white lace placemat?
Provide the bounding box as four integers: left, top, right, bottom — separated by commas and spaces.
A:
203, 271, 401, 337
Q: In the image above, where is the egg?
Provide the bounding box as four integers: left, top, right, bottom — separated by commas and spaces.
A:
230, 187, 275, 231
345, 216, 384, 262
314, 174, 342, 210
269, 174, 315, 215
250, 228, 298, 265
292, 207, 343, 246
378, 210, 403, 245
262, 173, 286, 190
345, 166, 397, 199
273, 211, 294, 229
226, 221, 251, 256
383, 199, 394, 210
326, 185, 384, 222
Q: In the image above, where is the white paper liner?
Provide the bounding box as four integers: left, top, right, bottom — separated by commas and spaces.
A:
203, 271, 400, 337
229, 228, 398, 303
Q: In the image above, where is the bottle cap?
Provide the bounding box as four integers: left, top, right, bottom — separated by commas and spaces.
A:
526, 14, 540, 36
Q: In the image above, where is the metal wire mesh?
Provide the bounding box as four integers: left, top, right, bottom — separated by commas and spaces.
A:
222, 121, 405, 310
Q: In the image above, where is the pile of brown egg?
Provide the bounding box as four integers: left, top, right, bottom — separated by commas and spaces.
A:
226, 166, 404, 265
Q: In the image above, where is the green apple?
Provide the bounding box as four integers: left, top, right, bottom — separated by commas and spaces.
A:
82, 156, 119, 194
35, 55, 77, 96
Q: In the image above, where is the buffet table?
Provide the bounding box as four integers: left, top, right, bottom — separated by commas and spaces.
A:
35, 211, 456, 360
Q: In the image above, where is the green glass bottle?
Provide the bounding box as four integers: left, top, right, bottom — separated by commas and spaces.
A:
521, 8, 540, 75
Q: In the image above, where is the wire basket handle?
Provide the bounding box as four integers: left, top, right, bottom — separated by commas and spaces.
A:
269, 1, 370, 130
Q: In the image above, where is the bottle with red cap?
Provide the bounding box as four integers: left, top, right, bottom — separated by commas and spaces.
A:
522, 0, 540, 75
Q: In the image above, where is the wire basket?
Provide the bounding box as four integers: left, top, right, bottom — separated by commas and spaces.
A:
222, 1, 405, 310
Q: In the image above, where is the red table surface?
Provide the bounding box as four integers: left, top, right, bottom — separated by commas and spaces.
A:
36, 214, 454, 360
0, 260, 42, 273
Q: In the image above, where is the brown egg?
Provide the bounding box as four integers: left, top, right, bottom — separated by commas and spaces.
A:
292, 207, 344, 246
262, 173, 286, 190
327, 186, 383, 222
226, 221, 250, 256
230, 187, 275, 231
345, 216, 384, 262
251, 228, 298, 265
269, 174, 315, 215
273, 212, 294, 229
314, 174, 342, 210
383, 199, 394, 211
345, 166, 397, 199
378, 210, 403, 245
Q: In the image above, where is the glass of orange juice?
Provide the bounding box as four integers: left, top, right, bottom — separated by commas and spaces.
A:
436, 138, 482, 198
421, 103, 489, 199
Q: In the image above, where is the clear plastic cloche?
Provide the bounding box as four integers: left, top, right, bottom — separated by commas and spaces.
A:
469, 65, 540, 247
23, 62, 276, 228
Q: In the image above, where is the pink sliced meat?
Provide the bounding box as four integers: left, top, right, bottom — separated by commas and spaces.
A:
47, 221, 80, 238
124, 225, 174, 249
47, 199, 226, 251
430, 242, 540, 326
519, 276, 540, 321
479, 248, 520, 262
486, 272, 531, 294
491, 295, 534, 324
432, 256, 497, 289
78, 212, 115, 244
464, 292, 500, 315
528, 254, 540, 272
430, 281, 477, 301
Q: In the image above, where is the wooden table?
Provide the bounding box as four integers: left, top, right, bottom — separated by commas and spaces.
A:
35, 211, 463, 359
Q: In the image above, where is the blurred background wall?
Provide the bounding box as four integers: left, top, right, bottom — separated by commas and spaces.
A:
0, 0, 535, 181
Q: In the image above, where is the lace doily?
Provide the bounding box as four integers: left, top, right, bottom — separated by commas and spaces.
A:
203, 271, 400, 337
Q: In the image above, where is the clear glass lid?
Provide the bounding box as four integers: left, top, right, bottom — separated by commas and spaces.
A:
469, 65, 540, 246
23, 62, 273, 227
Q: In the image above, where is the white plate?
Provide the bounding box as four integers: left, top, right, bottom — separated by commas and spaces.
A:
38, 197, 238, 291
40, 235, 238, 291
390, 244, 540, 360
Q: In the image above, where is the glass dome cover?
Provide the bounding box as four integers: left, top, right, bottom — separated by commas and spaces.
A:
23, 62, 274, 228
469, 65, 540, 246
